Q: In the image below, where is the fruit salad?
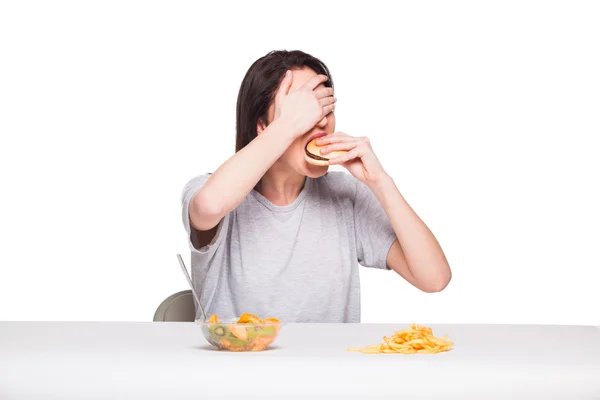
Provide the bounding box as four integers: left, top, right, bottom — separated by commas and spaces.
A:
202, 313, 281, 352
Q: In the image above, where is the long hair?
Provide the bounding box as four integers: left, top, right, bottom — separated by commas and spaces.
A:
235, 50, 334, 152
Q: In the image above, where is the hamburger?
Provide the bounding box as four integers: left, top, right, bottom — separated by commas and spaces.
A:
304, 134, 348, 166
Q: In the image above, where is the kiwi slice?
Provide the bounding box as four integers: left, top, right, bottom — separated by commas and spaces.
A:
209, 325, 228, 341
255, 326, 276, 336
247, 327, 262, 341
226, 336, 249, 347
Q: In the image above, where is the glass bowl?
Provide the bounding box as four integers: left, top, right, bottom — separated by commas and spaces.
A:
197, 318, 282, 352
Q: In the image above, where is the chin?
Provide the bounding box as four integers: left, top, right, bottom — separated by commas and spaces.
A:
303, 162, 329, 178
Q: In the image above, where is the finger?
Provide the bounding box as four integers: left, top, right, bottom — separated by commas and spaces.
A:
276, 70, 293, 98
329, 148, 360, 165
318, 96, 336, 108
320, 141, 359, 155
302, 74, 329, 91
322, 103, 335, 116
316, 133, 355, 146
313, 86, 334, 99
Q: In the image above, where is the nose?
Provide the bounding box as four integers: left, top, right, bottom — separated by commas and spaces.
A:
316, 115, 328, 128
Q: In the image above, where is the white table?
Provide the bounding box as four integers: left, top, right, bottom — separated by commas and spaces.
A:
1, 322, 599, 399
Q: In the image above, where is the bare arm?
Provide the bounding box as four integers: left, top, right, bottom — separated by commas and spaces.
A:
190, 118, 297, 231
319, 134, 451, 293
190, 72, 336, 232
374, 176, 452, 293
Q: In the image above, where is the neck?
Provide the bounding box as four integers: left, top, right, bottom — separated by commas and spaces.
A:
256, 166, 306, 206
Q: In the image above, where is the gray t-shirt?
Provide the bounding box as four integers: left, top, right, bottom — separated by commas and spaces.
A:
180, 171, 397, 323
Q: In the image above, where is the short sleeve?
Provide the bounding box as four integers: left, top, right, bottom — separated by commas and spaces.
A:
180, 174, 229, 256
353, 179, 397, 270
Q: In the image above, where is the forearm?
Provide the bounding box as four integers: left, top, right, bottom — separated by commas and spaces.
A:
190, 118, 296, 230
370, 175, 451, 286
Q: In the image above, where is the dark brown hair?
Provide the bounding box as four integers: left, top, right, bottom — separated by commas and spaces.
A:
235, 50, 334, 152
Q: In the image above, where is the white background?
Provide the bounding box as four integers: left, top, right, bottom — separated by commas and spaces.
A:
1, 1, 598, 325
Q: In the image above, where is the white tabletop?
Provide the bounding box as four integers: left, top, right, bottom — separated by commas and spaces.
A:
1, 322, 599, 399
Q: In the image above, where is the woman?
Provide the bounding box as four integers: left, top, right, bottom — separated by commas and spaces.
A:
181, 50, 451, 323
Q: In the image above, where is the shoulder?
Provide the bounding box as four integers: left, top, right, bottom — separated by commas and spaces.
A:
183, 173, 212, 188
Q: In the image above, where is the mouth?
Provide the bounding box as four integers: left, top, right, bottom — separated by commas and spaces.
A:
306, 132, 327, 145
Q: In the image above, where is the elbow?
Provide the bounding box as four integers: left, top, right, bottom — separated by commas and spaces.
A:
190, 190, 223, 231
420, 268, 452, 293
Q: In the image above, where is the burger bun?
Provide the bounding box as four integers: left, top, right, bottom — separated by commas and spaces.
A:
305, 138, 347, 166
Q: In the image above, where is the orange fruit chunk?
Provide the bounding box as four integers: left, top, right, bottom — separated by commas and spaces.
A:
237, 313, 262, 324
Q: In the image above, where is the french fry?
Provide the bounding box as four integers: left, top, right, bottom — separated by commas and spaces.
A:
348, 324, 454, 355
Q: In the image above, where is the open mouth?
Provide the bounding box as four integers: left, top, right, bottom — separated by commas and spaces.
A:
306, 132, 327, 146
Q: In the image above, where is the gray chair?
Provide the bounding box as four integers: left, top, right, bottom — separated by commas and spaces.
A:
153, 290, 196, 322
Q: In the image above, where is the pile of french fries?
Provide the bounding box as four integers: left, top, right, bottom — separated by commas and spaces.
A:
348, 323, 454, 354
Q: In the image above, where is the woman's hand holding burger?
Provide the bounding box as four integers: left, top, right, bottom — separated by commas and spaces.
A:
310, 132, 389, 186
313, 131, 452, 292
273, 70, 336, 138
